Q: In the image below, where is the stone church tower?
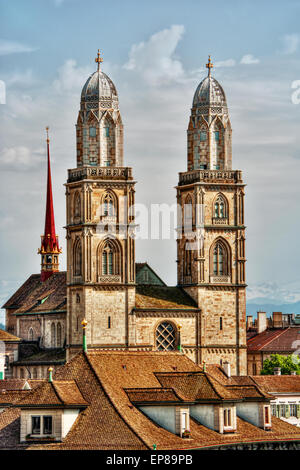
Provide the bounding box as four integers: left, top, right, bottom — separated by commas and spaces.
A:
177, 57, 247, 375
66, 51, 136, 358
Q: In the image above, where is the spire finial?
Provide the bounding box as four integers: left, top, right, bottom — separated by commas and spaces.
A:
206, 55, 213, 77
95, 49, 103, 71
46, 126, 49, 144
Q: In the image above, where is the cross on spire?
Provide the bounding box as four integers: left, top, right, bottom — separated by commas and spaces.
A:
95, 49, 103, 71
206, 55, 213, 77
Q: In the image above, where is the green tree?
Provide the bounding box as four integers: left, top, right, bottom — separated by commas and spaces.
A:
260, 354, 300, 375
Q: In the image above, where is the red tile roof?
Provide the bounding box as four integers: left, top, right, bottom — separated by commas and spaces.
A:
2, 272, 67, 314
1, 351, 300, 450
247, 327, 300, 352
18, 380, 88, 407
0, 329, 21, 342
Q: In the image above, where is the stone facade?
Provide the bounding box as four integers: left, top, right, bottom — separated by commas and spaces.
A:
176, 62, 247, 375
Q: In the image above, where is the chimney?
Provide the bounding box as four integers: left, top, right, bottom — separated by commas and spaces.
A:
223, 361, 231, 378
273, 312, 283, 329
291, 371, 297, 375
273, 367, 281, 375
246, 316, 253, 330
257, 311, 267, 334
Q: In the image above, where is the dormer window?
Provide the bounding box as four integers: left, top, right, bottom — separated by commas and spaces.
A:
31, 415, 53, 436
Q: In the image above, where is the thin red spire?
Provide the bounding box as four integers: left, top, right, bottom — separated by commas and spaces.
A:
42, 127, 57, 250
39, 127, 61, 282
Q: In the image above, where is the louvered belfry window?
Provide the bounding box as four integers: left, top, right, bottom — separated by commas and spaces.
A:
156, 322, 176, 351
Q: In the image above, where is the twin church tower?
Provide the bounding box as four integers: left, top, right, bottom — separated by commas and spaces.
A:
40, 52, 247, 375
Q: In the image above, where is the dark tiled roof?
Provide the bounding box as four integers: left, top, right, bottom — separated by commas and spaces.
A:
15, 348, 66, 365
125, 388, 182, 403
2, 272, 67, 314
0, 390, 30, 406
247, 327, 300, 352
0, 379, 29, 391
135, 286, 198, 310
0, 329, 21, 342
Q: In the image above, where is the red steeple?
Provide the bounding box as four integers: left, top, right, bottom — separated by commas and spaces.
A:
38, 127, 61, 282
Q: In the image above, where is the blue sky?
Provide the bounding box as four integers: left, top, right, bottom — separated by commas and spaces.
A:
1, 0, 300, 321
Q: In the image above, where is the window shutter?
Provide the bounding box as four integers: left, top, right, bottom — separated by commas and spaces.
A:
297, 405, 300, 418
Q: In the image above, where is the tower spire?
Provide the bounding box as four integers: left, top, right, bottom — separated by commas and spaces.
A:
206, 55, 213, 77
95, 49, 103, 72
38, 127, 61, 282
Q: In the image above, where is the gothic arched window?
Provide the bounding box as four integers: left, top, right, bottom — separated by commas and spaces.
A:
101, 239, 120, 276
51, 322, 56, 348
156, 322, 176, 351
211, 239, 230, 277
57, 323, 62, 348
214, 194, 227, 219
103, 192, 115, 217
184, 242, 192, 276
28, 328, 34, 341
183, 194, 193, 229
74, 192, 81, 219
74, 238, 82, 276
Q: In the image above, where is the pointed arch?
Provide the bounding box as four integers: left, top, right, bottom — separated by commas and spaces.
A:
183, 193, 193, 229
28, 327, 34, 341
213, 193, 228, 220
73, 237, 82, 277
210, 237, 231, 278
97, 237, 122, 277
74, 191, 81, 220
51, 322, 56, 348
101, 190, 118, 218
101, 112, 116, 166
183, 240, 192, 276
57, 322, 62, 348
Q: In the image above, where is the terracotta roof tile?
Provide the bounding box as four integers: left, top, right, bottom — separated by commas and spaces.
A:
0, 379, 29, 391
247, 328, 300, 352
250, 375, 300, 393
0, 329, 21, 342
17, 380, 88, 407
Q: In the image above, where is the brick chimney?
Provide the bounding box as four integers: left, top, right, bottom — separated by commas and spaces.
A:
257, 311, 267, 334
246, 316, 253, 330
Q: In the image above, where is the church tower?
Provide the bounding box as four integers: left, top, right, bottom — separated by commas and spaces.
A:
38, 127, 62, 282
66, 51, 136, 358
177, 57, 247, 375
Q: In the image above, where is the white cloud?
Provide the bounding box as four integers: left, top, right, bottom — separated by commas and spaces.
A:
214, 58, 236, 68
240, 54, 260, 65
53, 59, 93, 93
281, 33, 300, 54
124, 25, 185, 85
0, 39, 37, 56
0, 146, 44, 169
